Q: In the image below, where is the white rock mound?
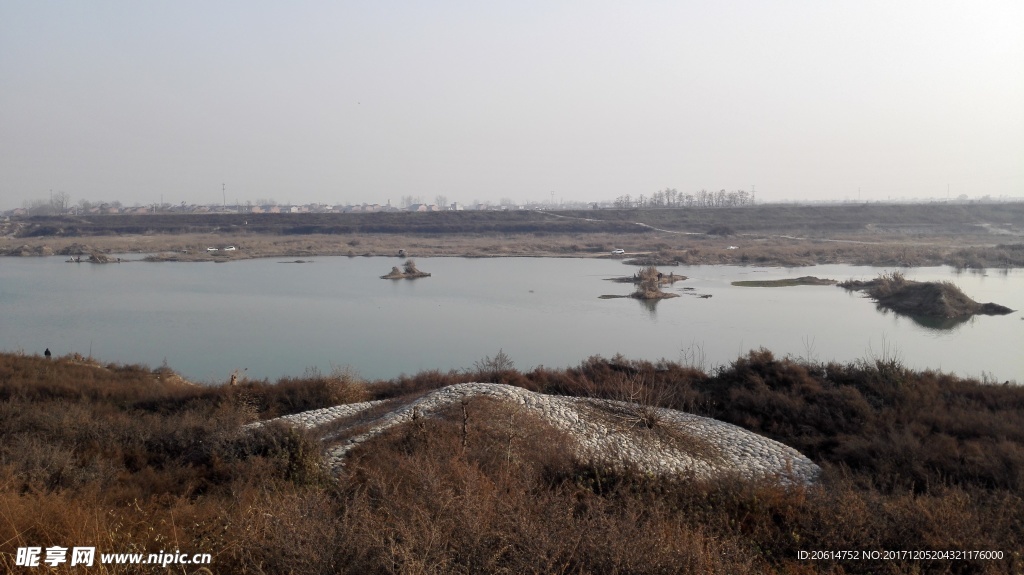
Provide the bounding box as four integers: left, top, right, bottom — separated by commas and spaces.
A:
255, 382, 820, 485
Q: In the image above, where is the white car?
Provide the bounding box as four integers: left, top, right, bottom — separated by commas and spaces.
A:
206, 247, 219, 252
611, 249, 625, 255
223, 246, 237, 251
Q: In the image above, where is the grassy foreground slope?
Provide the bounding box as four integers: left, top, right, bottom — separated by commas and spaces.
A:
1, 351, 1022, 574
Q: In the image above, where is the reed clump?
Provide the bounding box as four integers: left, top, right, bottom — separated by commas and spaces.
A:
630, 266, 679, 300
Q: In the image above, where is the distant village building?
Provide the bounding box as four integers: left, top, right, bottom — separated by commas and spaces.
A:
344, 203, 387, 213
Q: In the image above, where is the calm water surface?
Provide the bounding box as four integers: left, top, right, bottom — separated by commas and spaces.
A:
1, 257, 1021, 383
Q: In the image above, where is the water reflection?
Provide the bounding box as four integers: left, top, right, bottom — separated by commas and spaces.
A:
873, 304, 973, 331
952, 266, 990, 277
637, 298, 661, 317
906, 314, 974, 331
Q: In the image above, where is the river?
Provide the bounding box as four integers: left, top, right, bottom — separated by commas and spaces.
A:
1, 256, 1020, 383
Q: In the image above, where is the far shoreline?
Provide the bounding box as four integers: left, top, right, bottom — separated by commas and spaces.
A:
3, 202, 1022, 268
3, 230, 1023, 270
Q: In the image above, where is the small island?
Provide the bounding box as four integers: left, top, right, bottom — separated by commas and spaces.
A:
839, 272, 1014, 319
381, 258, 431, 280
602, 266, 680, 300
66, 251, 121, 264
608, 267, 686, 287
732, 276, 837, 287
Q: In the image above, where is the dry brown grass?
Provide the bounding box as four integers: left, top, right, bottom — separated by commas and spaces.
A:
2, 351, 1023, 574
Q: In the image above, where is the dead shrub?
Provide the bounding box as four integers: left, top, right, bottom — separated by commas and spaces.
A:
472, 348, 515, 383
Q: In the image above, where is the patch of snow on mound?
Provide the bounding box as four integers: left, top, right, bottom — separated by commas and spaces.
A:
254, 383, 820, 485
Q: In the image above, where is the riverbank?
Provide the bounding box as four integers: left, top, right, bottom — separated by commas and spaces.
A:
4, 229, 1024, 269
3, 203, 1024, 268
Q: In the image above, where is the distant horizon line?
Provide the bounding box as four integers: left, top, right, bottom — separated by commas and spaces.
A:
5, 194, 1024, 217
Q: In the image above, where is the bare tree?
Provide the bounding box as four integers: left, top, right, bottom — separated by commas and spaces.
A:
51, 191, 71, 213
473, 349, 515, 382
24, 199, 52, 216
400, 196, 423, 208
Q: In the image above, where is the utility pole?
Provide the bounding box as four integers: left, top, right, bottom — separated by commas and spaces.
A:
222, 183, 226, 207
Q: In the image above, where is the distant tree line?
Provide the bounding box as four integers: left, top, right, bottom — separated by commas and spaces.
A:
613, 188, 754, 209
21, 191, 76, 216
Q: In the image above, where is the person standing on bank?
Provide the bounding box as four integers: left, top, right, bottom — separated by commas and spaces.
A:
44, 348, 51, 359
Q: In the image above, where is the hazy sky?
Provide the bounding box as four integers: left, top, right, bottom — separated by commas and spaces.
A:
2, 1, 1022, 210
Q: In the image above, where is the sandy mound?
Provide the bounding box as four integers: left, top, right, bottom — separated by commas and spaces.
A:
254, 383, 820, 485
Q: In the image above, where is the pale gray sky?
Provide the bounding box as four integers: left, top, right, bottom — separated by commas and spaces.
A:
2, 1, 1022, 210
